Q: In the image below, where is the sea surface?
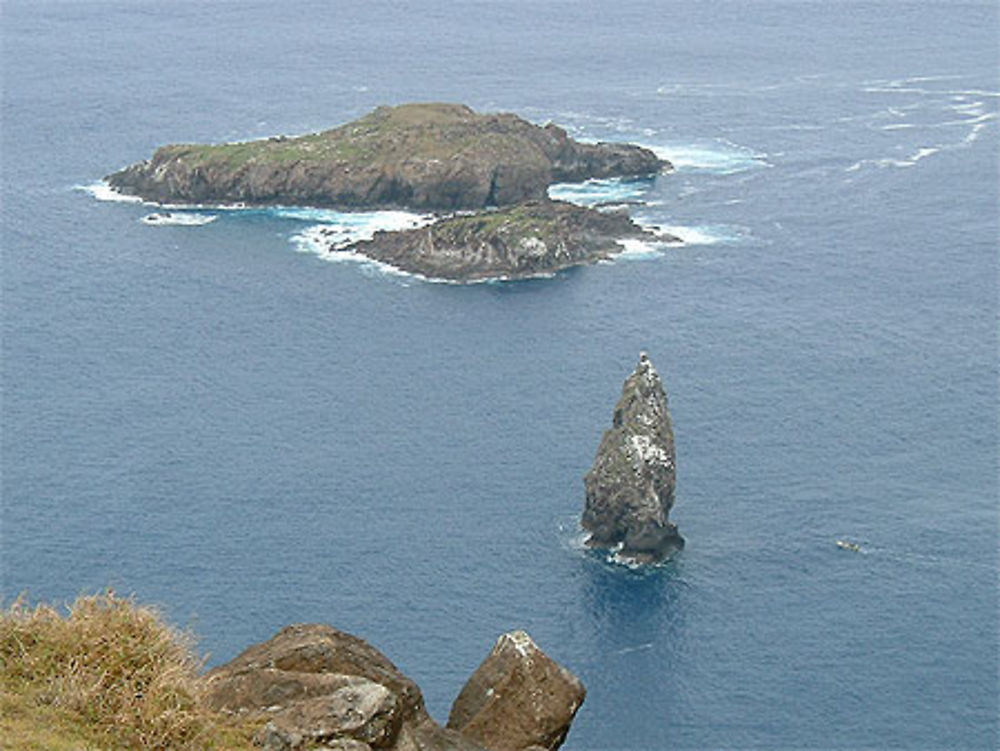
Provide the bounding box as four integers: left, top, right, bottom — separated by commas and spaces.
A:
2, 1, 997, 748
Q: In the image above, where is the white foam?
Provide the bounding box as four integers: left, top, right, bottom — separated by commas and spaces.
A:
846, 146, 942, 172
644, 140, 769, 175
141, 212, 217, 226
615, 238, 669, 260
547, 177, 651, 207
963, 121, 990, 144
291, 210, 434, 253
951, 100, 985, 116
78, 180, 144, 204
638, 221, 745, 246
293, 221, 560, 286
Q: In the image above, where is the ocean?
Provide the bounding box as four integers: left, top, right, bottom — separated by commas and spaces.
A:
2, 1, 997, 748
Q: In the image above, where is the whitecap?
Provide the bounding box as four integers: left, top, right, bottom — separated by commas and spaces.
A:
644, 140, 769, 175
277, 207, 432, 238
846, 146, 941, 172
636, 221, 746, 246
963, 122, 990, 144
77, 180, 144, 204
548, 177, 652, 207
292, 223, 541, 286
141, 212, 217, 226
614, 238, 670, 260
289, 210, 434, 259
298, 244, 559, 286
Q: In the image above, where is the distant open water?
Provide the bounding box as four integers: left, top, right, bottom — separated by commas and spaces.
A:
2, 1, 997, 748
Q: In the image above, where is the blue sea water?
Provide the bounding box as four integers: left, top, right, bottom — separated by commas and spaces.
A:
2, 1, 998, 748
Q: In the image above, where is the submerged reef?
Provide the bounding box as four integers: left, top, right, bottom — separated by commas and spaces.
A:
106, 103, 668, 211
582, 352, 684, 564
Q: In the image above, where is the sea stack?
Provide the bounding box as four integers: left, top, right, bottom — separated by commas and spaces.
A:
582, 352, 683, 564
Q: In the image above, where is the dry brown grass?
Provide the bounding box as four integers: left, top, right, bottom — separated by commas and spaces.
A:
0, 592, 260, 750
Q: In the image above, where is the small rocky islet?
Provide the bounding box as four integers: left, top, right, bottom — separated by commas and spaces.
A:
107, 102, 676, 281
346, 199, 672, 282
582, 352, 684, 564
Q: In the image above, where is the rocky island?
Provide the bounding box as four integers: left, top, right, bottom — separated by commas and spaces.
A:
106, 103, 668, 211
582, 353, 684, 564
338, 199, 674, 282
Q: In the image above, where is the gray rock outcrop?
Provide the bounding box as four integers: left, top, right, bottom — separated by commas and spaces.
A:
447, 631, 585, 751
203, 623, 481, 751
106, 103, 669, 211
582, 352, 684, 563
202, 624, 585, 751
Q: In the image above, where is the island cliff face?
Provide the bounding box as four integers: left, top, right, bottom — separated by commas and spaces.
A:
106, 103, 668, 210
341, 199, 673, 281
582, 353, 684, 564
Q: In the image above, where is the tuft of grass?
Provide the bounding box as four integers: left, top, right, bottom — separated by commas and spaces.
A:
0, 592, 261, 750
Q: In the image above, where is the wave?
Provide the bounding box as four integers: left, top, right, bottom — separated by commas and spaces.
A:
548, 177, 652, 207
292, 224, 546, 286
614, 238, 672, 261
636, 219, 748, 246
77, 180, 145, 204
292, 234, 427, 283
291, 210, 433, 261
644, 140, 770, 175
141, 212, 217, 226
846, 146, 943, 172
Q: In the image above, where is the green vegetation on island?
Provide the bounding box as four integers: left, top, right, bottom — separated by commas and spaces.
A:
107, 103, 668, 210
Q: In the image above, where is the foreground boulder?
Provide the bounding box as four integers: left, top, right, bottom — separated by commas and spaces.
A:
106, 103, 668, 210
203, 623, 482, 751
447, 631, 586, 751
339, 198, 676, 282
203, 624, 584, 751
582, 352, 684, 563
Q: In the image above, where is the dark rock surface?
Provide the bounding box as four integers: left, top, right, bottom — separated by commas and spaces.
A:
106, 103, 668, 210
447, 631, 586, 751
203, 623, 585, 751
342, 199, 675, 282
582, 352, 684, 564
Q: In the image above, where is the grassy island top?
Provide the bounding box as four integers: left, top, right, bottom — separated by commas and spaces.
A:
155, 103, 555, 170
108, 103, 667, 210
